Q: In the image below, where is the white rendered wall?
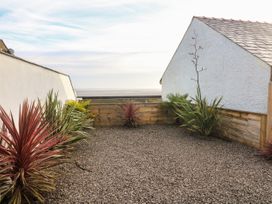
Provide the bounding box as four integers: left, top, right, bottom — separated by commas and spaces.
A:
0, 53, 76, 120
161, 18, 271, 114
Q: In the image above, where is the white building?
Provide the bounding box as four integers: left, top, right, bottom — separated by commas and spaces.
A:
0, 39, 76, 118
161, 17, 272, 114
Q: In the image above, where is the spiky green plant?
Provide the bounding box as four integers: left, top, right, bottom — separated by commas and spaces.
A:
165, 93, 190, 112
42, 90, 93, 148
63, 102, 94, 141
65, 99, 94, 130
0, 101, 65, 204
164, 94, 191, 124
173, 89, 222, 136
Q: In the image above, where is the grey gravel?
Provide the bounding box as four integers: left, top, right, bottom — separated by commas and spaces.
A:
46, 125, 272, 204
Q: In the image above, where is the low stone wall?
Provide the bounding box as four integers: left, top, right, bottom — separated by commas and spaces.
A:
90, 102, 175, 126
89, 101, 267, 149
220, 109, 267, 149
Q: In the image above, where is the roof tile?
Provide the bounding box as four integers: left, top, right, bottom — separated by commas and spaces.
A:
196, 17, 272, 65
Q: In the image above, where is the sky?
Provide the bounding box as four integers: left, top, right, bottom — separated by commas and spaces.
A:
0, 0, 272, 90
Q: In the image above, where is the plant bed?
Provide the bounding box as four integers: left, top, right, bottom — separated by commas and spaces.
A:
47, 125, 272, 203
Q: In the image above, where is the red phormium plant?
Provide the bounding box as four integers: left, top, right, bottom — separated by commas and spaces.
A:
121, 103, 139, 128
0, 101, 65, 204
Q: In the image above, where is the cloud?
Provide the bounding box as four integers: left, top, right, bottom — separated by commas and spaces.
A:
0, 0, 174, 89
0, 0, 272, 89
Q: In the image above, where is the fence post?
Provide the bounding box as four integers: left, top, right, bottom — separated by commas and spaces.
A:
260, 115, 267, 149
266, 82, 272, 144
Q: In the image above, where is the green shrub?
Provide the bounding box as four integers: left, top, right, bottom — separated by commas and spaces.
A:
169, 90, 222, 136
163, 94, 190, 124
65, 99, 91, 113
165, 93, 190, 112
64, 99, 94, 132
42, 90, 93, 148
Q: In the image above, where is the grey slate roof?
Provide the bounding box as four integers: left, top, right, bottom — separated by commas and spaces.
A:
195, 16, 272, 66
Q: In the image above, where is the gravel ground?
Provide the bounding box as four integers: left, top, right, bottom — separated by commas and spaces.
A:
46, 125, 272, 204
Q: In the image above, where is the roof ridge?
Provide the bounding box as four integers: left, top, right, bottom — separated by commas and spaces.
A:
193, 16, 272, 25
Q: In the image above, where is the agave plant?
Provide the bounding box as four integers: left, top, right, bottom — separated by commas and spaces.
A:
121, 102, 139, 128
0, 101, 64, 203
